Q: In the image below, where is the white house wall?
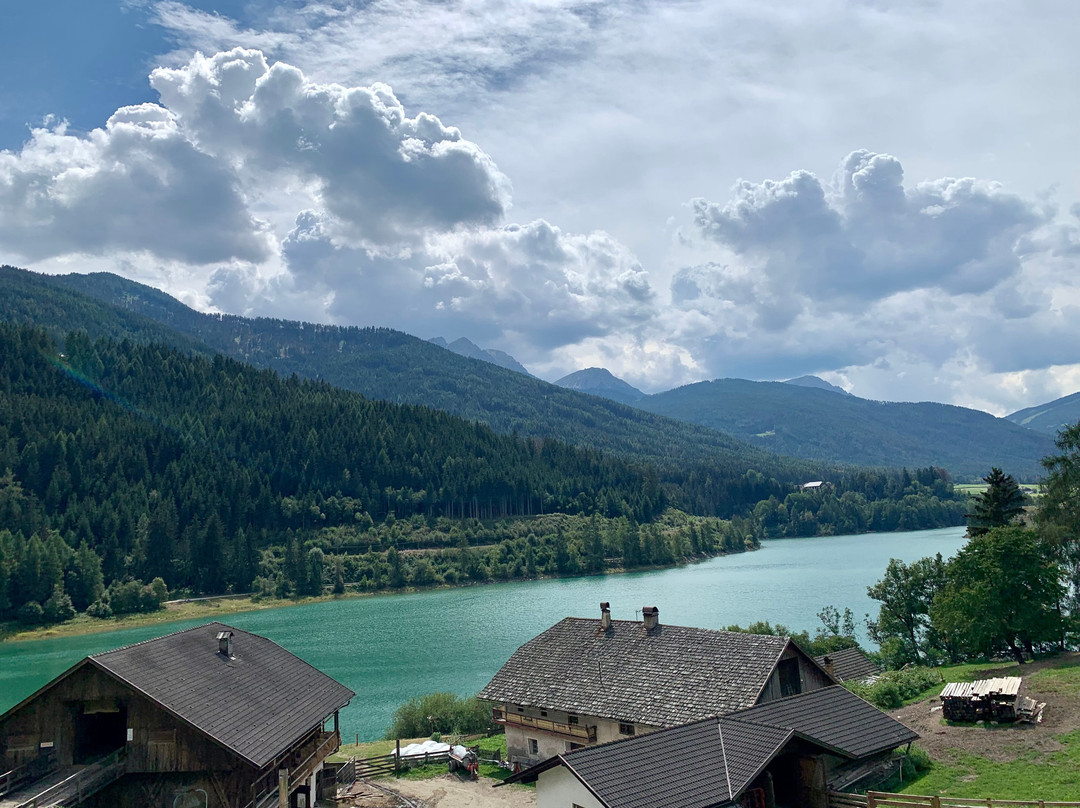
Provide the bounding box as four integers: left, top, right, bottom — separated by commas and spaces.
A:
501, 703, 657, 764
537, 766, 606, 808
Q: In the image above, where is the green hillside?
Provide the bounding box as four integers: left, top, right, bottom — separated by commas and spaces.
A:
637, 378, 1054, 481
1006, 391, 1080, 436
0, 266, 831, 517
0, 323, 668, 608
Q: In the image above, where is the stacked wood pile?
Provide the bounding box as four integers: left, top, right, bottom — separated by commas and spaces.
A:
939, 677, 1038, 722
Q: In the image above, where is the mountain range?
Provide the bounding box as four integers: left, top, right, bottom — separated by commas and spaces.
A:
0, 265, 1066, 481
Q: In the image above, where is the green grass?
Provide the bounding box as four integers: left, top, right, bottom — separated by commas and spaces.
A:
899, 732, 1080, 799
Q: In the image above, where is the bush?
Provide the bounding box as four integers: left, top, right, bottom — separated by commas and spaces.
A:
86, 599, 113, 619
846, 666, 942, 709
43, 585, 76, 624
385, 692, 493, 739
108, 578, 167, 616
17, 600, 44, 625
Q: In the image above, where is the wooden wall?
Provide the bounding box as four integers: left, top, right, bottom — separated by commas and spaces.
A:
757, 644, 834, 704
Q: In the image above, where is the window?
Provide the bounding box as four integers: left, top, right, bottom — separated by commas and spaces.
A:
540, 710, 548, 717
778, 657, 802, 698
618, 723, 635, 736
528, 738, 539, 755
516, 706, 524, 713
567, 714, 579, 725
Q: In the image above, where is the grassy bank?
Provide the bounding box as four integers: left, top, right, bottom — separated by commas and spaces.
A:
0, 592, 338, 642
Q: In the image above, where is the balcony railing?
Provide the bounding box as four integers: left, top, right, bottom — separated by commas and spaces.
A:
492, 709, 597, 743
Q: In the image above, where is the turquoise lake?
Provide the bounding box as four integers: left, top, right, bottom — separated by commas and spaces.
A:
0, 526, 966, 741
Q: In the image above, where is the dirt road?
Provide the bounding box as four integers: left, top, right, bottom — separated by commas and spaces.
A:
339, 775, 536, 808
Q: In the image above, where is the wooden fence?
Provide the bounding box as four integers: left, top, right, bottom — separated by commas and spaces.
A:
830, 790, 1080, 808
350, 748, 454, 780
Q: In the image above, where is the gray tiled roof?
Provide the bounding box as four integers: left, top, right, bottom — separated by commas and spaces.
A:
507, 715, 815, 808
564, 716, 793, 808
90, 622, 354, 768
731, 685, 917, 758
479, 617, 791, 726
814, 647, 882, 683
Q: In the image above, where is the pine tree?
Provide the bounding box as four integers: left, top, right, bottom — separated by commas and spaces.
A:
966, 467, 1026, 537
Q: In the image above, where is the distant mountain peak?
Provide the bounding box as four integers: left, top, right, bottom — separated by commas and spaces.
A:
783, 375, 850, 395
555, 367, 645, 405
429, 336, 532, 376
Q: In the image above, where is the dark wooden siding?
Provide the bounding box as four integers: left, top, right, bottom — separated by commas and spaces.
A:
757, 645, 833, 704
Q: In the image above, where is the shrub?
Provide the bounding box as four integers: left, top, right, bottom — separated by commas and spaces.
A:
86, 599, 113, 619
17, 600, 44, 625
43, 585, 76, 624
385, 692, 494, 739
846, 666, 942, 709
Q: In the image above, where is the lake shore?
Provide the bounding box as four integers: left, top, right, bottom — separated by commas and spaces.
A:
0, 551, 734, 643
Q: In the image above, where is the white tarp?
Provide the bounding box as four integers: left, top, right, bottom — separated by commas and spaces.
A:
394, 740, 451, 757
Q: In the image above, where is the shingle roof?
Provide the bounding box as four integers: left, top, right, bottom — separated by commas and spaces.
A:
479, 617, 793, 727
506, 715, 829, 808
88, 622, 354, 768
504, 686, 919, 808
731, 685, 917, 758
814, 647, 882, 683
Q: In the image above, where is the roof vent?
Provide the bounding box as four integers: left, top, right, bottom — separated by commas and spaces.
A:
217, 630, 233, 657
642, 606, 659, 631
600, 602, 612, 630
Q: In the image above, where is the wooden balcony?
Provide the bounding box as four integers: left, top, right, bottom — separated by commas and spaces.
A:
492, 709, 597, 743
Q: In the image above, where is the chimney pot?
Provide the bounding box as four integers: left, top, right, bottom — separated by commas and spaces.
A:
642, 606, 659, 631
217, 630, 234, 657
600, 602, 612, 630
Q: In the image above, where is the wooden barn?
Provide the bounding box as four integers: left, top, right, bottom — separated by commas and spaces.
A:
0, 622, 353, 808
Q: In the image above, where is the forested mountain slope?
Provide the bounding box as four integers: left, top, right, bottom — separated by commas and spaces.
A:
1007, 391, 1080, 436
0, 324, 664, 599
637, 379, 1054, 480
0, 266, 832, 515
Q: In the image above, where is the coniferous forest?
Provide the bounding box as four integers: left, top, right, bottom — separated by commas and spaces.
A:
0, 318, 967, 626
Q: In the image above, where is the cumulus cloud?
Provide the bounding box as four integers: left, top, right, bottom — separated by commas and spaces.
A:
690, 150, 1050, 315
220, 212, 658, 350
150, 49, 511, 243
668, 152, 1080, 408
0, 108, 270, 264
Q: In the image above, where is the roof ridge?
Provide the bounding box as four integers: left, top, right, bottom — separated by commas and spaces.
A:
92, 620, 233, 658
561, 616, 791, 640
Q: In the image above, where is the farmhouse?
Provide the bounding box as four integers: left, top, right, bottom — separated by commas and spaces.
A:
0, 622, 353, 808
479, 604, 835, 765
504, 685, 919, 808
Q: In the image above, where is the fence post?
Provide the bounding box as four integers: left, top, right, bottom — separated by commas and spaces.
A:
395, 740, 401, 773
867, 792, 877, 808
932, 797, 941, 808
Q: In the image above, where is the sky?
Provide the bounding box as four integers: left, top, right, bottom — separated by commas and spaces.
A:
1, 1, 1078, 414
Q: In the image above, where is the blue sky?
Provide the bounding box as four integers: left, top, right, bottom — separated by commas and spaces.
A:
1, 1, 1078, 414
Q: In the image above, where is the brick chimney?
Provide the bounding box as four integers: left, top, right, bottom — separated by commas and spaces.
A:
822, 655, 835, 679
600, 602, 612, 630
642, 606, 659, 631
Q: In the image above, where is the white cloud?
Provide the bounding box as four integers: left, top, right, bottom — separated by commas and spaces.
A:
222, 211, 658, 350
149, 48, 511, 243
0, 107, 270, 264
